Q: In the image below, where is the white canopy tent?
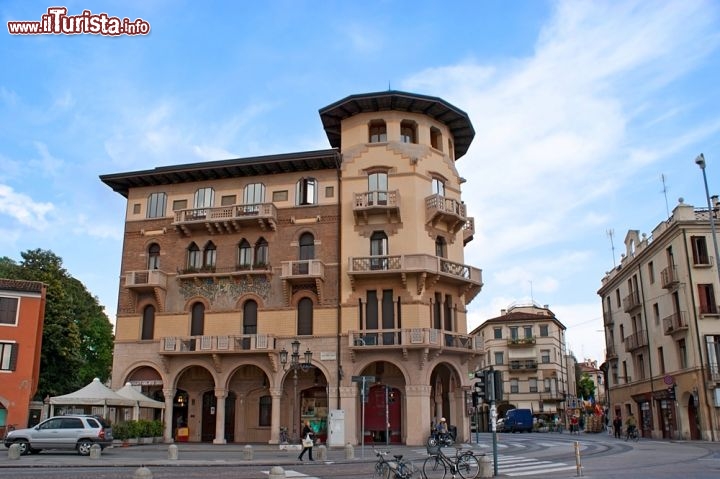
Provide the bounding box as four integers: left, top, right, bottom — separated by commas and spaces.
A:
49, 378, 135, 420
115, 383, 165, 421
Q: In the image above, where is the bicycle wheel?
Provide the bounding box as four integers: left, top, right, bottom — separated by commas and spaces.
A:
456, 454, 480, 479
423, 455, 446, 479
374, 461, 390, 478
398, 459, 418, 478
633, 431, 640, 442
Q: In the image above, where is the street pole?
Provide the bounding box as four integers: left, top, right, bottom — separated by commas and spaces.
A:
491, 401, 498, 477
695, 154, 720, 287
293, 369, 298, 441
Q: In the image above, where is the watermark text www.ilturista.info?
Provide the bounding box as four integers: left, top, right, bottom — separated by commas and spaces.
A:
7, 7, 150, 35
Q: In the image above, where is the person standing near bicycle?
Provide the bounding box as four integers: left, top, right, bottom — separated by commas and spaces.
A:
625, 412, 637, 438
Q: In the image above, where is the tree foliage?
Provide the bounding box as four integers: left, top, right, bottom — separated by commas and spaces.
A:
577, 373, 596, 400
0, 249, 114, 398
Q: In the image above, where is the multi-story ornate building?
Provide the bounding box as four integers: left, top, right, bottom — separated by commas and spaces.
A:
100, 91, 484, 446
469, 302, 569, 424
598, 197, 720, 441
0, 278, 47, 434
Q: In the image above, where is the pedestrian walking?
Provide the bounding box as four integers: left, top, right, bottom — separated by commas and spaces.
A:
613, 415, 622, 439
298, 420, 314, 461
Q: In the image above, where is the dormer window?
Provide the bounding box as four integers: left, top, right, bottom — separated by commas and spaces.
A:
400, 120, 417, 143
369, 120, 387, 143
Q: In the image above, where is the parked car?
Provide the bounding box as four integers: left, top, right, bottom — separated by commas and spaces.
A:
502, 408, 533, 433
3, 415, 113, 455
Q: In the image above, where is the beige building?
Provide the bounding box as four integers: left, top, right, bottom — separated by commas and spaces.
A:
598, 197, 720, 440
577, 359, 606, 406
100, 91, 484, 446
470, 302, 570, 425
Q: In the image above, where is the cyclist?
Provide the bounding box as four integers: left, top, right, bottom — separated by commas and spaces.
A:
625, 412, 637, 438
435, 417, 448, 435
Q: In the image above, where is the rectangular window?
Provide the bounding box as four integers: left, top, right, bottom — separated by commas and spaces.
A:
173, 199, 187, 211
622, 360, 629, 383
272, 190, 288, 202
706, 335, 720, 380
544, 378, 551, 392
493, 328, 502, 339
529, 378, 538, 393
510, 327, 519, 340
510, 379, 519, 394
524, 326, 532, 338
296, 178, 317, 205
615, 289, 621, 307
539, 325, 549, 337
133, 203, 141, 214
678, 339, 687, 369
0, 342, 17, 371
221, 195, 236, 206
648, 261, 655, 284
698, 284, 718, 314
638, 354, 645, 380
691, 236, 710, 265
541, 349, 550, 364
494, 351, 504, 365
653, 303, 660, 325
146, 192, 167, 218
657, 347, 665, 375
0, 297, 19, 325
325, 186, 334, 198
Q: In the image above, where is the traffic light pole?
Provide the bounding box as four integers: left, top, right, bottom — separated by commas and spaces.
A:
491, 400, 498, 477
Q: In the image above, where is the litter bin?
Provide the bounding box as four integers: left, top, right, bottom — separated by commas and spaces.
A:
448, 425, 457, 441
177, 427, 189, 442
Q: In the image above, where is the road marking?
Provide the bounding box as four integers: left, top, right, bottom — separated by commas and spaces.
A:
495, 455, 577, 477
262, 470, 319, 478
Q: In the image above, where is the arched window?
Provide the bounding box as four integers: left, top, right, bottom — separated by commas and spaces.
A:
147, 192, 167, 218
187, 242, 201, 269
148, 243, 161, 270
141, 305, 155, 340
296, 178, 317, 206
297, 297, 313, 336
435, 237, 447, 258
255, 238, 269, 267
299, 232, 314, 274
203, 241, 216, 269
400, 120, 417, 143
190, 302, 204, 336
369, 120, 387, 143
370, 231, 388, 270
238, 239, 252, 268
368, 171, 388, 206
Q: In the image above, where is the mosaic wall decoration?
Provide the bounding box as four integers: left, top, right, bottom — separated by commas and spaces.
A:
179, 276, 271, 309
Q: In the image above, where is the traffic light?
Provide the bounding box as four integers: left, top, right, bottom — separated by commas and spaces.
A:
474, 370, 487, 403
493, 370, 504, 401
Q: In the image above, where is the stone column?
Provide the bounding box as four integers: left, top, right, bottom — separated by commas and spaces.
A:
270, 387, 283, 444
406, 384, 432, 446
163, 388, 175, 443
213, 388, 227, 444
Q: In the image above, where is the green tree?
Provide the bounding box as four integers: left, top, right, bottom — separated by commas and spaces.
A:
0, 249, 114, 398
577, 373, 596, 400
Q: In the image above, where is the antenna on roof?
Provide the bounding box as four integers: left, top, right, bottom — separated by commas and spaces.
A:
606, 228, 616, 267
388, 81, 391, 91
661, 173, 670, 218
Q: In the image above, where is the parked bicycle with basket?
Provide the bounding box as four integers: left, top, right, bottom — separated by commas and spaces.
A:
374, 448, 418, 478
422, 444, 480, 479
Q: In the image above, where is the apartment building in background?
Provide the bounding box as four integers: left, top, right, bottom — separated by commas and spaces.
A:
0, 279, 47, 435
598, 196, 720, 440
469, 302, 569, 425
100, 90, 484, 446
577, 359, 606, 406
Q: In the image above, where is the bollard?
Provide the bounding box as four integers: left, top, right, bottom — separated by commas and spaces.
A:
243, 444, 253, 460
168, 444, 178, 460
89, 443, 102, 459
133, 466, 153, 479
268, 465, 286, 479
479, 454, 492, 478
316, 444, 326, 461
344, 443, 354, 460
7, 443, 21, 460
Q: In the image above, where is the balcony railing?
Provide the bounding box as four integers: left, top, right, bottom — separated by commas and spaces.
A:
176, 264, 271, 278
348, 254, 480, 282
622, 292, 641, 312
280, 260, 325, 279
663, 311, 688, 335
463, 218, 475, 245
173, 203, 277, 235
605, 344, 617, 360
708, 362, 720, 381
507, 337, 536, 347
660, 265, 679, 289
160, 334, 276, 354
353, 190, 401, 223
348, 328, 482, 352
509, 360, 538, 371
125, 270, 168, 290
425, 194, 468, 233
624, 330, 648, 352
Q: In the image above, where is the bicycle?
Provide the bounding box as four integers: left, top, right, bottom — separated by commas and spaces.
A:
279, 426, 289, 444
374, 449, 417, 478
625, 427, 639, 442
423, 445, 480, 479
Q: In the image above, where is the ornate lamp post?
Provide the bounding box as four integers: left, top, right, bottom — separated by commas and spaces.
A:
280, 339, 313, 440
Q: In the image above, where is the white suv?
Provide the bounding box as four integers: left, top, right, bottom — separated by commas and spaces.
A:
4, 415, 113, 455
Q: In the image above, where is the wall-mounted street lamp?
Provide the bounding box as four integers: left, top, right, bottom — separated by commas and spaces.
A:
280, 339, 313, 440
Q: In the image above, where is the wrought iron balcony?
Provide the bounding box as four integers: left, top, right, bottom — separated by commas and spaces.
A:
159, 334, 276, 355
622, 292, 641, 312
507, 337, 536, 347
347, 254, 482, 300
125, 270, 168, 291
425, 194, 468, 234
172, 203, 277, 235
663, 311, 688, 335
509, 360, 538, 371
624, 330, 648, 352
660, 265, 679, 289
353, 190, 400, 224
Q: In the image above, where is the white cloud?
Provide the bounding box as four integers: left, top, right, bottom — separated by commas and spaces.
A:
0, 184, 54, 229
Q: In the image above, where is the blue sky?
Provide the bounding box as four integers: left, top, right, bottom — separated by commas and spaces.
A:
2, 0, 720, 364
